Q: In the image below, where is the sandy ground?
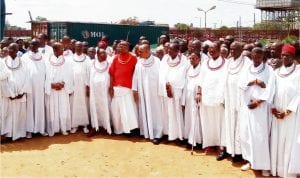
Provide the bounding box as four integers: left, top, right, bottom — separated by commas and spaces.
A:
1, 131, 260, 178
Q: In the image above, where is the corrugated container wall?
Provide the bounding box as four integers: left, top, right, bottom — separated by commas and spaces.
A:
65, 22, 169, 46
43, 22, 169, 46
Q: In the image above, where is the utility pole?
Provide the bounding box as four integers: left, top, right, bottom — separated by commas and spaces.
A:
254, 13, 256, 26
197, 5, 216, 33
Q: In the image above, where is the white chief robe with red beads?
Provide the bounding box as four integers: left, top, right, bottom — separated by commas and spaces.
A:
132, 55, 163, 140
182, 63, 202, 146
45, 55, 74, 136
158, 54, 189, 141
270, 64, 300, 177
239, 63, 275, 171
89, 58, 112, 134
198, 56, 228, 148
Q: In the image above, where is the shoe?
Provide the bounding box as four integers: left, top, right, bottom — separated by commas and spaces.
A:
241, 163, 251, 171
262, 170, 270, 177
41, 133, 48, 136
62, 131, 69, 135
26, 132, 32, 139
152, 138, 161, 145
87, 128, 97, 137
232, 155, 243, 163
216, 150, 229, 161
70, 127, 78, 134
83, 127, 89, 134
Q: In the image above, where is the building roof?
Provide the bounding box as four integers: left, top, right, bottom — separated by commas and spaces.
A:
256, 0, 300, 10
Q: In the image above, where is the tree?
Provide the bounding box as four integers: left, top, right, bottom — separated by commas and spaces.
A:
119, 17, 139, 25
4, 20, 10, 30
252, 22, 282, 31
4, 20, 25, 30
174, 23, 190, 31
219, 26, 229, 30
35, 16, 47, 21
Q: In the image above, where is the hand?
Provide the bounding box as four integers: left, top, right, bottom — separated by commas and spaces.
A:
256, 79, 266, 88
133, 91, 139, 104
109, 87, 114, 97
271, 108, 279, 115
51, 83, 63, 90
247, 100, 261, 109
15, 93, 25, 99
166, 82, 173, 98
86, 86, 90, 97
275, 112, 286, 119
195, 93, 201, 104
273, 109, 292, 120
51, 83, 59, 90
247, 80, 256, 86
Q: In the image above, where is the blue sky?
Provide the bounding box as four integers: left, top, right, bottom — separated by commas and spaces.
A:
6, 0, 260, 29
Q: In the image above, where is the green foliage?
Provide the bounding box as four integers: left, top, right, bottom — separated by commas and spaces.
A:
174, 23, 190, 30
119, 17, 139, 25
283, 35, 298, 44
219, 26, 229, 30
252, 22, 282, 30
257, 38, 270, 47
4, 20, 25, 30
35, 16, 47, 21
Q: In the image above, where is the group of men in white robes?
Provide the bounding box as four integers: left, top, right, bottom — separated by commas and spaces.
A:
1, 35, 299, 177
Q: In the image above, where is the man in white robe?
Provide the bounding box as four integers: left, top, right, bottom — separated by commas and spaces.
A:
132, 43, 163, 144
224, 42, 252, 162
38, 33, 53, 58
197, 42, 228, 160
70, 42, 90, 134
88, 48, 112, 137
22, 39, 47, 137
158, 42, 189, 141
288, 105, 300, 175
45, 42, 73, 136
239, 47, 275, 176
270, 44, 300, 178
0, 55, 10, 137
1, 43, 31, 141
182, 52, 202, 147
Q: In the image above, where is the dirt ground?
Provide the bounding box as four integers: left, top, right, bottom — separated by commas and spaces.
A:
1, 131, 260, 178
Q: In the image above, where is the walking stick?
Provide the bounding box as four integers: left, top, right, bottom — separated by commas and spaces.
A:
191, 103, 200, 155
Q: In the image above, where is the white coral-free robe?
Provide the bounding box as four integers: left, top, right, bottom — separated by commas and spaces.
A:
45, 55, 73, 135
182, 63, 202, 146
70, 54, 90, 128
198, 56, 228, 148
239, 63, 275, 171
22, 51, 47, 134
1, 56, 31, 140
224, 55, 252, 156
158, 54, 189, 141
89, 59, 112, 134
270, 64, 300, 177
132, 55, 163, 140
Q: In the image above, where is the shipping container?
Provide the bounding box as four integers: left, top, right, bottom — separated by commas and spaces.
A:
31, 21, 169, 46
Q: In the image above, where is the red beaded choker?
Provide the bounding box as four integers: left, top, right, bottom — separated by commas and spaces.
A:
207, 57, 225, 71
